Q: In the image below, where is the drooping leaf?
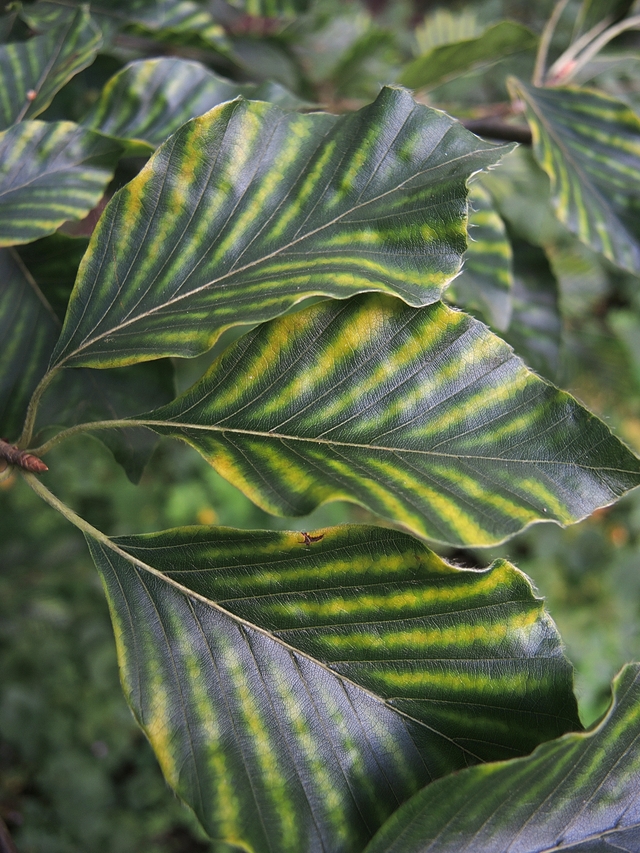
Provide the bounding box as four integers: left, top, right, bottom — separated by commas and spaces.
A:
0, 248, 60, 440
132, 293, 640, 547
503, 237, 562, 380
0, 121, 122, 247
364, 663, 640, 853
400, 22, 536, 92
0, 7, 102, 130
511, 80, 640, 274
87, 523, 580, 853
82, 58, 307, 150
49, 87, 512, 369
446, 182, 513, 331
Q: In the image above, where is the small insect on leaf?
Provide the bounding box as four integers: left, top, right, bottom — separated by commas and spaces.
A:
301, 532, 325, 547
0, 439, 48, 473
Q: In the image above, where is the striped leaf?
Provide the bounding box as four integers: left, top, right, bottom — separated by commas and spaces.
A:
88, 523, 580, 853
50, 87, 512, 369
135, 293, 640, 547
364, 663, 640, 853
511, 80, 640, 274
82, 58, 307, 150
0, 7, 101, 130
400, 22, 536, 92
0, 121, 122, 247
503, 237, 562, 381
0, 248, 59, 440
446, 183, 513, 331
226, 0, 310, 17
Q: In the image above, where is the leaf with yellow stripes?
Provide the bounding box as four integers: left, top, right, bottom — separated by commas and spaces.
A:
86, 523, 580, 853
226, 0, 310, 17
82, 58, 307, 151
364, 663, 640, 853
50, 87, 513, 369
0, 121, 122, 247
511, 80, 640, 274
129, 293, 640, 547
445, 182, 513, 331
0, 7, 101, 130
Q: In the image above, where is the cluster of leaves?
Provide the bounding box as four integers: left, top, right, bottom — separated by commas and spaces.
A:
2, 0, 640, 850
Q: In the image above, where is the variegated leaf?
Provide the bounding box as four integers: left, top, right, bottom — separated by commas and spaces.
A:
0, 121, 122, 247
226, 0, 310, 17
50, 87, 512, 369
446, 182, 513, 331
364, 663, 640, 853
511, 80, 640, 274
0, 7, 101, 130
133, 294, 640, 547
82, 58, 307, 150
88, 523, 580, 853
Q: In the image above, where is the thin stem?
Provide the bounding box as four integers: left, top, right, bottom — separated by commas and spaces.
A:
31, 418, 140, 456
533, 0, 572, 86
546, 15, 612, 82
18, 367, 61, 450
557, 14, 640, 84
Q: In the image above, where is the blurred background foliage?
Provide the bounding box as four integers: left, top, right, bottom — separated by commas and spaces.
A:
3, 0, 640, 848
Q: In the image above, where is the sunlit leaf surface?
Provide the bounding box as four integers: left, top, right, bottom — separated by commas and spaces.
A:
0, 121, 121, 247
364, 663, 640, 853
88, 523, 580, 853
51, 87, 512, 368
138, 294, 640, 547
512, 80, 640, 274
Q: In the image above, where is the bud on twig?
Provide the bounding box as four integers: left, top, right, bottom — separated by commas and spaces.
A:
0, 439, 48, 473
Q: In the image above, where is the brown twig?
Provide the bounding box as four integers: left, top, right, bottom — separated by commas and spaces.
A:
461, 119, 531, 144
0, 439, 48, 473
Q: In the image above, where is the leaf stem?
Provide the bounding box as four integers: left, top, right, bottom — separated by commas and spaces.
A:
31, 418, 146, 456
545, 15, 612, 82
18, 367, 61, 450
533, 0, 571, 86
554, 14, 640, 84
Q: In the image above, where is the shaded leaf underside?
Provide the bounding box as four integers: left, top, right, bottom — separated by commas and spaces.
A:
364, 663, 640, 853
137, 293, 640, 547
50, 87, 512, 368
88, 523, 580, 853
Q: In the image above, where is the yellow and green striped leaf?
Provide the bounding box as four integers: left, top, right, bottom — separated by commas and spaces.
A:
88, 523, 580, 853
0, 248, 59, 440
0, 7, 101, 130
136, 293, 640, 547
511, 80, 640, 274
364, 662, 640, 853
400, 22, 536, 92
446, 183, 513, 331
50, 87, 512, 369
226, 0, 310, 17
82, 58, 307, 150
0, 120, 122, 247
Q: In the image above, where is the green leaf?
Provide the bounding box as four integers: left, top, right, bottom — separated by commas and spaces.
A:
0, 248, 60, 440
400, 22, 536, 92
574, 0, 634, 39
16, 233, 90, 322
0, 7, 102, 130
82, 58, 307, 150
363, 663, 640, 853
446, 182, 513, 331
511, 80, 640, 274
87, 523, 580, 853
50, 87, 512, 369
136, 293, 640, 547
503, 237, 562, 381
226, 0, 310, 17
0, 120, 122, 248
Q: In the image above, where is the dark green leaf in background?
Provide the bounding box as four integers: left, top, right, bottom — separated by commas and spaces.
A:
502, 236, 562, 381
400, 22, 536, 92
0, 248, 60, 441
82, 58, 307, 150
88, 523, 580, 853
446, 182, 513, 331
363, 663, 640, 853
51, 87, 512, 369
573, 0, 635, 40
16, 233, 90, 322
139, 294, 640, 547
0, 7, 101, 130
0, 121, 122, 247
512, 80, 640, 274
